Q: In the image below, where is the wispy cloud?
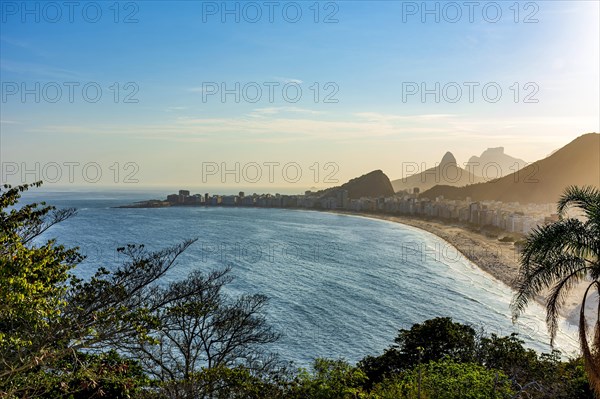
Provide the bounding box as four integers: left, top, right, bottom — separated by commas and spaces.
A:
354, 112, 457, 122
0, 36, 50, 58
272, 77, 303, 84
0, 60, 84, 80
20, 113, 597, 147
23, 114, 445, 142
165, 106, 189, 112
1, 36, 31, 49
248, 107, 325, 117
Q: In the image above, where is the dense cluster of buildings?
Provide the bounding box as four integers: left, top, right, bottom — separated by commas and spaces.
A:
166, 189, 557, 236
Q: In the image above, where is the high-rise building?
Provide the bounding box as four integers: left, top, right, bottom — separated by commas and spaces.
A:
336, 189, 349, 209
167, 194, 179, 203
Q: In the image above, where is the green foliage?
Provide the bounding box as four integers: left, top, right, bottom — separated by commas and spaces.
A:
289, 358, 369, 399
359, 318, 594, 398
358, 349, 402, 389
371, 360, 514, 399
477, 333, 541, 382
358, 317, 476, 386
4, 350, 148, 399
393, 317, 477, 365
0, 182, 82, 378
559, 358, 597, 399
156, 365, 287, 399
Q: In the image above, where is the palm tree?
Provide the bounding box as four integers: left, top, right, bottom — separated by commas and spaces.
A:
511, 185, 600, 396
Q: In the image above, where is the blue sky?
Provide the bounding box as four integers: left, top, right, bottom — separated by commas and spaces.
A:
1, 1, 598, 189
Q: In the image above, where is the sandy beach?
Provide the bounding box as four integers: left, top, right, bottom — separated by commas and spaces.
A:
327, 210, 593, 327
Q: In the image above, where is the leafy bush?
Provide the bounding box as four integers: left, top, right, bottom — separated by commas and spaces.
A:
371, 360, 513, 399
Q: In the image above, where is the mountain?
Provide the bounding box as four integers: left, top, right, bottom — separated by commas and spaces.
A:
467, 147, 527, 178
318, 170, 395, 199
440, 151, 457, 167
421, 133, 600, 204
391, 152, 484, 193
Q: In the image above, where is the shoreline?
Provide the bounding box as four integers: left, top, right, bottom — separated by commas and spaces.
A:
116, 200, 590, 329
320, 209, 588, 328
325, 210, 521, 287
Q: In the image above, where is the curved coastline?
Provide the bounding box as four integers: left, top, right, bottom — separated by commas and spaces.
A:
85, 200, 583, 355
116, 199, 588, 331
305, 209, 586, 328
322, 210, 520, 286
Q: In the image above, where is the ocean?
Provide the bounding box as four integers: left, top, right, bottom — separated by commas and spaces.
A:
21, 190, 580, 366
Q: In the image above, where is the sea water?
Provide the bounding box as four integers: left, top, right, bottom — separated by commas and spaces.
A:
21, 190, 580, 366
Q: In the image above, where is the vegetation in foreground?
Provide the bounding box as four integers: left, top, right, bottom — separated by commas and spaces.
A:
512, 185, 600, 396
0, 183, 597, 398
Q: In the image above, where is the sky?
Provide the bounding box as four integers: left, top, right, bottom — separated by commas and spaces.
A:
1, 0, 599, 191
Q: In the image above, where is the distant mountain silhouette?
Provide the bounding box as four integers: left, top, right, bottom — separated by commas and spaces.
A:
440, 151, 457, 167
391, 151, 484, 193
318, 170, 395, 199
421, 133, 600, 203
468, 147, 527, 178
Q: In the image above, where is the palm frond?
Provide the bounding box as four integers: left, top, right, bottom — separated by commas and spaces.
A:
557, 185, 600, 222
521, 218, 591, 268
512, 254, 588, 320
513, 215, 596, 321
545, 267, 588, 345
